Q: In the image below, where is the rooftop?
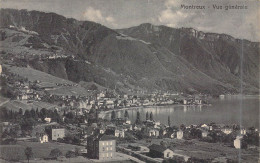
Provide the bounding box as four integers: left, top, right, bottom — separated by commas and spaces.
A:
148, 144, 167, 153
98, 134, 116, 141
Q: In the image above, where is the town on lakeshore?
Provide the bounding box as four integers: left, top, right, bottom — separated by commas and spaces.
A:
0, 62, 259, 163
0, 1, 259, 162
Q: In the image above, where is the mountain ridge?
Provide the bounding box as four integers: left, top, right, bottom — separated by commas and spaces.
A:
118, 23, 260, 44
117, 23, 259, 92
0, 8, 259, 94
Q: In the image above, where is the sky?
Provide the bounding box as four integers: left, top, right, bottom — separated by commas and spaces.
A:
0, 0, 259, 41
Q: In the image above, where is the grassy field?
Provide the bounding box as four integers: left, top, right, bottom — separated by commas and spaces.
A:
0, 141, 85, 161
5, 65, 74, 85
126, 138, 259, 163
26, 156, 93, 163
47, 86, 91, 96
2, 100, 58, 111
0, 142, 135, 163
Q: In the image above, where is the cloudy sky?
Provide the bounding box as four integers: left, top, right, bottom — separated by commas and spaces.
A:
1, 0, 259, 41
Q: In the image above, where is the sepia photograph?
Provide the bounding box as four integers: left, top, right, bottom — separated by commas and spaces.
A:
0, 0, 259, 162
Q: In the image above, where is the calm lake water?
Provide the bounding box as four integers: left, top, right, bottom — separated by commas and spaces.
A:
103, 96, 259, 129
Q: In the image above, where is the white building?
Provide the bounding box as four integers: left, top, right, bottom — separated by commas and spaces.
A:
115, 129, 125, 138
99, 129, 105, 134
125, 120, 131, 125
219, 95, 225, 99
39, 134, 48, 143
221, 128, 232, 135
148, 129, 160, 137
202, 131, 208, 137
154, 121, 161, 128
209, 126, 213, 131
234, 135, 243, 149
177, 130, 183, 139
240, 129, 247, 135
201, 124, 209, 130
52, 128, 65, 141
44, 118, 51, 123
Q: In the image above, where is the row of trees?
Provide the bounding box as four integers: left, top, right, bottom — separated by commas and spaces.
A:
136, 111, 172, 126
109, 109, 174, 129
145, 111, 153, 121
0, 107, 62, 123
0, 106, 89, 123
111, 110, 129, 120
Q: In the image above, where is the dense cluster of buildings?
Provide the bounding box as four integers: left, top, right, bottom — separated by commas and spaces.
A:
0, 64, 259, 162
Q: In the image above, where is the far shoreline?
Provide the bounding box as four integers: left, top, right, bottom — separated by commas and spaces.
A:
98, 103, 210, 118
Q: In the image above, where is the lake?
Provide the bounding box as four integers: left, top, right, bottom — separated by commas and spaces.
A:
102, 95, 259, 129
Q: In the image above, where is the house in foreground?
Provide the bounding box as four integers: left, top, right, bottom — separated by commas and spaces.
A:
144, 128, 160, 137
148, 144, 174, 158
87, 134, 116, 160
105, 127, 125, 138
52, 128, 65, 141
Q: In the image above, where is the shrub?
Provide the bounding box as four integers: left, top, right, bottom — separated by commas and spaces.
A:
49, 148, 62, 159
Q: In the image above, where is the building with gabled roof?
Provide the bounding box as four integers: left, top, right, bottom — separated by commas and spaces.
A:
148, 144, 174, 158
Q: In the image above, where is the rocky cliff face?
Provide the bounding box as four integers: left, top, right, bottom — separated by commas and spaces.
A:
1, 9, 259, 94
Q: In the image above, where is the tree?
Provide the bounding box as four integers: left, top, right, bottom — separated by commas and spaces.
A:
49, 148, 62, 159
160, 141, 168, 148
114, 99, 118, 108
66, 151, 75, 163
168, 116, 171, 127
19, 108, 23, 116
40, 108, 47, 120
53, 109, 61, 123
20, 119, 34, 133
180, 124, 186, 131
74, 147, 80, 156
89, 84, 98, 90
24, 110, 32, 119
24, 147, 33, 163
66, 112, 74, 119
89, 108, 95, 114
124, 110, 129, 120
135, 111, 141, 124
36, 108, 39, 117
0, 107, 9, 121
9, 128, 18, 138
150, 112, 153, 121
111, 110, 116, 120
9, 110, 14, 119
30, 109, 36, 119
146, 111, 149, 120
123, 100, 127, 107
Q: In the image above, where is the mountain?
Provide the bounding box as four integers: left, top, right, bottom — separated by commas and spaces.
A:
0, 9, 259, 94
117, 23, 260, 94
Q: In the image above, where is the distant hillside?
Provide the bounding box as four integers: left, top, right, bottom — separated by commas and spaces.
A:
0, 9, 259, 94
